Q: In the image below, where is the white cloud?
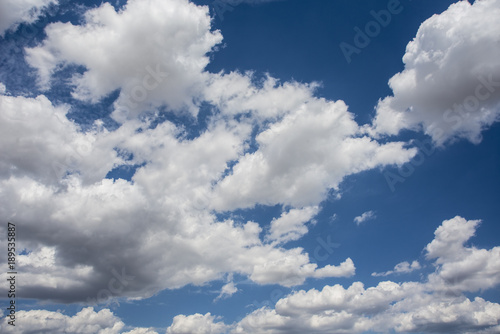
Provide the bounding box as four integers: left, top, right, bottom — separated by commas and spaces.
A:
25, 0, 222, 120
0, 0, 57, 37
122, 329, 159, 334
372, 260, 421, 277
0, 307, 126, 334
233, 281, 416, 333
247, 250, 355, 287
216, 281, 238, 300
0, 92, 355, 302
391, 296, 500, 333
17, 246, 55, 267
266, 206, 319, 244
230, 216, 500, 333
0, 174, 354, 301
353, 210, 376, 226
166, 313, 228, 334
273, 281, 415, 318
370, 0, 500, 145
5, 274, 500, 334
425, 216, 480, 262
425, 216, 500, 294
215, 275, 238, 301
204, 71, 319, 120
391, 260, 421, 274
0, 307, 159, 334
0, 0, 440, 308
0, 92, 122, 186
212, 98, 416, 211
205, 72, 416, 213
2, 0, 499, 332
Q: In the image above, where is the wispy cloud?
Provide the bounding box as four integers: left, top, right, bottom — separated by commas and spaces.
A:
353, 210, 376, 226
372, 260, 421, 277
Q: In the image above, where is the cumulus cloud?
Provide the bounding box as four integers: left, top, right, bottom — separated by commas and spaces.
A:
1, 0, 499, 333
122, 329, 159, 334
6, 273, 498, 334
1, 0, 420, 300
248, 251, 355, 287
0, 307, 160, 334
392, 296, 500, 333
0, 92, 122, 186
233, 281, 419, 334
353, 210, 376, 226
372, 260, 421, 277
0, 0, 57, 37
5, 264, 500, 334
266, 206, 319, 244
0, 90, 356, 302
204, 72, 320, 120
206, 73, 416, 211
0, 307, 126, 334
166, 313, 228, 334
425, 216, 500, 294
0, 0, 426, 309
425, 216, 480, 262
0, 164, 354, 301
25, 0, 222, 120
370, 0, 500, 145
229, 216, 500, 333
212, 98, 416, 211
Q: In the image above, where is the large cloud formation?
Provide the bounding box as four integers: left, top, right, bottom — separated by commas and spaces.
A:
198, 217, 500, 334
0, 0, 498, 333
0, 0, 417, 305
2, 217, 499, 333
211, 95, 414, 210
370, 0, 500, 146
0, 0, 498, 332
25, 0, 222, 120
0, 90, 357, 302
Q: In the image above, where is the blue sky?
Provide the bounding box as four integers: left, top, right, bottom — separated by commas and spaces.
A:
1, 0, 500, 333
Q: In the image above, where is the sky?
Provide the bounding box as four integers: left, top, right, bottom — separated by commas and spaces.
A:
0, 0, 500, 333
